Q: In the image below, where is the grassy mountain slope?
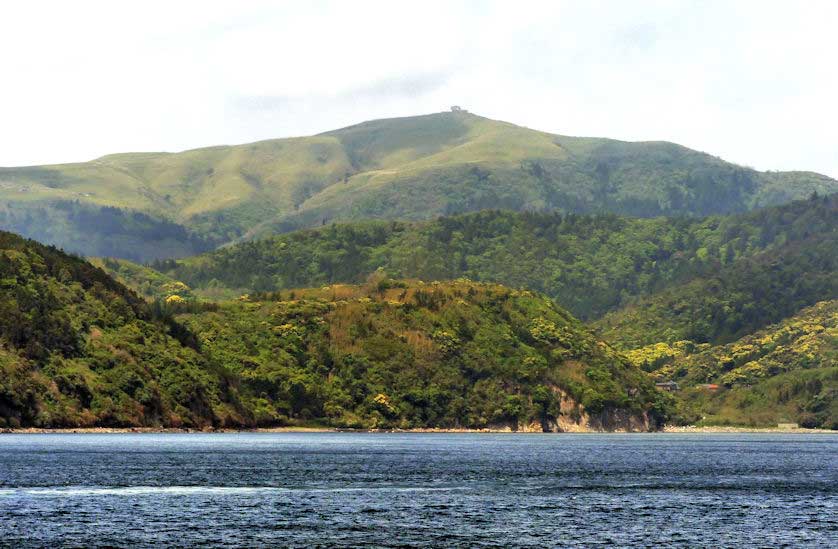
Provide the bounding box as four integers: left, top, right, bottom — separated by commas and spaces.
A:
0, 230, 668, 430
2, 111, 836, 259
263, 115, 834, 237
155, 194, 837, 324
625, 301, 837, 428
0, 135, 353, 260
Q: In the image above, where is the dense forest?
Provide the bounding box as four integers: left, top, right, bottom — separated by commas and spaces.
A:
173, 278, 673, 430
153, 194, 837, 325
0, 231, 236, 428
127, 195, 838, 430
0, 231, 670, 430
595, 222, 837, 347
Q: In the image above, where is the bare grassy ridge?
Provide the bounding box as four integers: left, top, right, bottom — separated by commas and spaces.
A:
2, 111, 836, 260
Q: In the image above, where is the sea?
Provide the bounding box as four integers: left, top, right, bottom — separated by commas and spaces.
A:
0, 432, 835, 547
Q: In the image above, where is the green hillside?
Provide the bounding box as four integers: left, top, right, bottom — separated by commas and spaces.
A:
154, 194, 837, 324
0, 231, 242, 428
0, 201, 216, 262
0, 230, 668, 430
262, 115, 835, 237
89, 257, 195, 301
595, 199, 837, 347
624, 301, 837, 429
174, 277, 672, 430
2, 111, 835, 260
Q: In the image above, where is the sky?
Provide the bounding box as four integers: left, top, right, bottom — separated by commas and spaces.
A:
1, 0, 837, 178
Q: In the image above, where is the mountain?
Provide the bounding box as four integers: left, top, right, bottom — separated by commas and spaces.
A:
2, 111, 836, 260
151, 194, 837, 324
252, 114, 835, 237
0, 230, 669, 430
624, 301, 837, 429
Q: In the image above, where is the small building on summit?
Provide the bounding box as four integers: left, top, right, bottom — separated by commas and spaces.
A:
450, 105, 467, 113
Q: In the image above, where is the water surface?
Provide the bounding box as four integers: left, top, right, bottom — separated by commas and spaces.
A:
0, 433, 835, 547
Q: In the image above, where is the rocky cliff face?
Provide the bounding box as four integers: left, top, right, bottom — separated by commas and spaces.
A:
494, 390, 659, 433
550, 390, 656, 432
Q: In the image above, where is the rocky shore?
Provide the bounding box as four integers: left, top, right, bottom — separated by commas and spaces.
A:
2, 425, 835, 434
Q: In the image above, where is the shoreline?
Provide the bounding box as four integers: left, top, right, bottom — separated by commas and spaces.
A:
661, 425, 835, 434
1, 425, 834, 435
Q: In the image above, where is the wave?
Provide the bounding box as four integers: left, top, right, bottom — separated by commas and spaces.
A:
0, 485, 463, 497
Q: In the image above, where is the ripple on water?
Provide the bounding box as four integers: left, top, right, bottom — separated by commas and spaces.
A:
0, 433, 835, 547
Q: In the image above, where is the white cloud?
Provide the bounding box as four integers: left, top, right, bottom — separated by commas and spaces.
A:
0, 0, 836, 178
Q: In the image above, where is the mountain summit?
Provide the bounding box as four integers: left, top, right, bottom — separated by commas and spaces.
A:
1, 111, 835, 260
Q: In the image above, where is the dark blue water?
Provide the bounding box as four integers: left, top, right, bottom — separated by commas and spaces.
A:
0, 433, 835, 547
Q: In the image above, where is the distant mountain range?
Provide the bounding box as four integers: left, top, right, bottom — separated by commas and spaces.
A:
2, 111, 836, 261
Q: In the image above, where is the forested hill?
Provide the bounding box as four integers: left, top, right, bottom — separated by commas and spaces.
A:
593, 226, 837, 348
0, 230, 241, 428
0, 201, 217, 262
622, 300, 838, 429
2, 111, 837, 260
0, 230, 671, 430
152, 194, 837, 324
174, 279, 673, 431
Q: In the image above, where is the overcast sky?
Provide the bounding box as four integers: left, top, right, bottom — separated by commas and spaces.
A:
2, 0, 836, 177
